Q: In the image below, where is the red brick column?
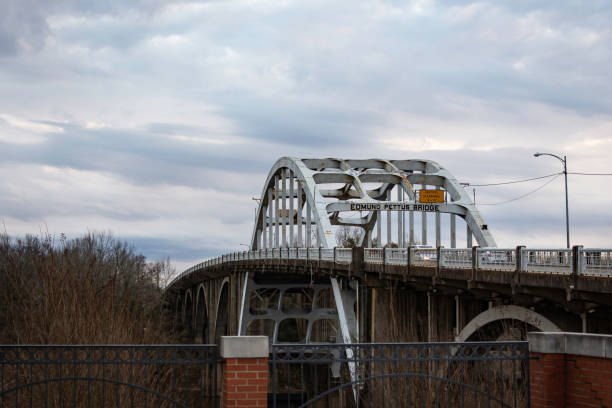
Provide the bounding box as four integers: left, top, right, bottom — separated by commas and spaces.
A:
529, 352, 566, 408
565, 354, 612, 406
220, 336, 269, 408
223, 357, 268, 407
528, 332, 612, 408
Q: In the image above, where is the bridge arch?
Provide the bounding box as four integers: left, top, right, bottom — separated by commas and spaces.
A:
214, 278, 230, 344
250, 157, 496, 249
195, 284, 209, 343
455, 305, 562, 342
251, 157, 336, 249
175, 294, 183, 329
183, 289, 194, 338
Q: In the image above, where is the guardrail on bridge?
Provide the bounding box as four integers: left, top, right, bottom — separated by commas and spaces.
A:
169, 246, 612, 288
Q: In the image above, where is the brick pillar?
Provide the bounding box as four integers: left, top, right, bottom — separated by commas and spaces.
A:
221, 336, 269, 408
528, 331, 612, 408
529, 352, 566, 407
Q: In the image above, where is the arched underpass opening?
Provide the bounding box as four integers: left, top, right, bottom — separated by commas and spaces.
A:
455, 305, 562, 342
215, 283, 229, 344
463, 319, 539, 342
175, 295, 183, 331
195, 286, 208, 343
183, 291, 194, 339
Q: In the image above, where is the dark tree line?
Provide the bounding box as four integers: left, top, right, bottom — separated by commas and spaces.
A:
0, 232, 177, 344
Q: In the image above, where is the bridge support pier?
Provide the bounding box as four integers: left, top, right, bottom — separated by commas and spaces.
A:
238, 272, 359, 345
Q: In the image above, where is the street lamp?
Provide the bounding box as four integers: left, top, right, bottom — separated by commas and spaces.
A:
534, 152, 570, 248
239, 243, 250, 250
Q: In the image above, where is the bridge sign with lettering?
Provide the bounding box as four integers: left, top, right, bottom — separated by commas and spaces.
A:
419, 189, 445, 203
342, 202, 440, 212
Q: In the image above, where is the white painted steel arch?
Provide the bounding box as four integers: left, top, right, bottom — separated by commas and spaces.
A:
455, 305, 562, 342
251, 157, 497, 249
251, 157, 336, 249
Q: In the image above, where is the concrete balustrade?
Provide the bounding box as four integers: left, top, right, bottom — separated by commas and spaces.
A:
169, 245, 612, 288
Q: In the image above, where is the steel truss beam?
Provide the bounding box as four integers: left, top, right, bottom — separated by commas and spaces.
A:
250, 157, 496, 250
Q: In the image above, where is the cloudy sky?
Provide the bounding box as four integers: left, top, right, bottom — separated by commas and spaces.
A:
1, 0, 611, 271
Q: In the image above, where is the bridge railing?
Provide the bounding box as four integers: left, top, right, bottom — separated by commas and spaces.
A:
523, 248, 573, 274
170, 245, 612, 288
386, 247, 408, 264
364, 248, 383, 263
321, 248, 334, 261
441, 248, 472, 269
411, 247, 437, 267
581, 248, 612, 276
336, 248, 353, 264
476, 248, 515, 271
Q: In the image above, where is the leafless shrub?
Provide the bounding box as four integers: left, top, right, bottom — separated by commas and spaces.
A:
0, 232, 206, 406
335, 226, 362, 248
0, 231, 177, 344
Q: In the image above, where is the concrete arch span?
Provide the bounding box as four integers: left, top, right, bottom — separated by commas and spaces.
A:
175, 294, 183, 330
183, 289, 194, 338
214, 278, 230, 344
455, 305, 562, 342
195, 284, 209, 343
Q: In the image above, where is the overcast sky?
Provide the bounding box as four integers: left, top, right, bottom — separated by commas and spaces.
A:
1, 0, 611, 271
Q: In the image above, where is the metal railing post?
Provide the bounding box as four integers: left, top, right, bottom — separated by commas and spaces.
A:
319, 246, 322, 268
516, 246, 525, 272
407, 245, 411, 272
436, 246, 443, 277
572, 245, 584, 275
471, 246, 479, 281
334, 247, 337, 264
520, 247, 528, 272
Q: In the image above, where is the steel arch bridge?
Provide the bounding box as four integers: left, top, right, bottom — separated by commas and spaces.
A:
242, 158, 498, 361
250, 157, 496, 250
168, 157, 513, 349
166, 156, 612, 378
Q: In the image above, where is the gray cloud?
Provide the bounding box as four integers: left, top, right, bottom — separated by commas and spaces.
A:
1, 0, 611, 267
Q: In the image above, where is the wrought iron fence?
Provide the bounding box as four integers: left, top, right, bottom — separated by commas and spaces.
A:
270, 341, 530, 408
0, 345, 221, 408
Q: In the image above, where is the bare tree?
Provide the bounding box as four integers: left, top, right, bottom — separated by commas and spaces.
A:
335, 226, 362, 248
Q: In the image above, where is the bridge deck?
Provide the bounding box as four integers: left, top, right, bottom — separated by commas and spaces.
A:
168, 247, 612, 309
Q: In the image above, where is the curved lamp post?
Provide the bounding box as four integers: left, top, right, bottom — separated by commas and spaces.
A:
534, 152, 570, 248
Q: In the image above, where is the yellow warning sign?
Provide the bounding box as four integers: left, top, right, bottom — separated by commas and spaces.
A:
419, 189, 444, 203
